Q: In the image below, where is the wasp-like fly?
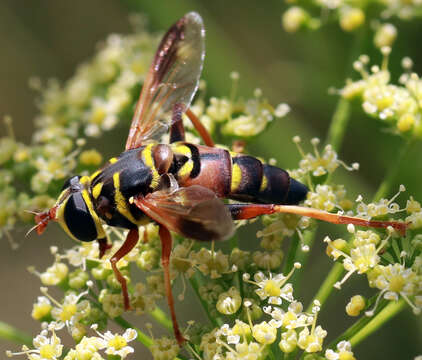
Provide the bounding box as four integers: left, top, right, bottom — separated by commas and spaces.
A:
34, 12, 406, 345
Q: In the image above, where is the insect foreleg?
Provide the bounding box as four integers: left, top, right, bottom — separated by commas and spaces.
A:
158, 225, 185, 345
227, 204, 407, 235
97, 237, 112, 259
110, 228, 139, 310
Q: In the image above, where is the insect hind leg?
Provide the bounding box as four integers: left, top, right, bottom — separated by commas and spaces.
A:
227, 204, 407, 235
158, 225, 185, 345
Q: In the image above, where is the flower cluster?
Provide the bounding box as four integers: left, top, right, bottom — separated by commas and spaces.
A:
341, 49, 422, 137
3, 10, 422, 360
7, 325, 137, 360
325, 217, 421, 315
202, 277, 331, 359
281, 1, 421, 39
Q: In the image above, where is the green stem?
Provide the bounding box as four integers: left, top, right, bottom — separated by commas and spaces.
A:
282, 232, 300, 275
349, 299, 406, 346
329, 299, 388, 347
149, 307, 173, 331
310, 27, 368, 310
0, 321, 32, 347
373, 139, 413, 201
306, 262, 343, 312
287, 228, 317, 290
325, 98, 351, 151
325, 26, 367, 151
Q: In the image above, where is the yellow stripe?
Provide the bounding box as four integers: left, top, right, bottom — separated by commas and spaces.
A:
90, 170, 101, 181
260, 175, 268, 191
172, 143, 194, 180
82, 189, 106, 238
173, 144, 192, 156
113, 172, 139, 225
109, 157, 118, 164
142, 144, 160, 189
92, 182, 103, 199
79, 176, 90, 186
56, 197, 79, 242
231, 163, 242, 192
178, 161, 194, 179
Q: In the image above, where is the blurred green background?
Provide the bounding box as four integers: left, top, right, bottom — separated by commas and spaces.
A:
0, 0, 421, 358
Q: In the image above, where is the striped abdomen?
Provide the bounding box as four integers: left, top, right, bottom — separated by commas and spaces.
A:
170, 143, 308, 205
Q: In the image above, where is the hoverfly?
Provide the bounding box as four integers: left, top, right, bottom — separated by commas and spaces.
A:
33, 12, 406, 345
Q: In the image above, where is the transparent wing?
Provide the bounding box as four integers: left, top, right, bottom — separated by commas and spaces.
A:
125, 12, 205, 150
134, 184, 234, 242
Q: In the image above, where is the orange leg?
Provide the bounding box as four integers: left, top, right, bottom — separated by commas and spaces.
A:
110, 228, 139, 310
186, 108, 215, 147
158, 225, 185, 345
97, 237, 112, 259
227, 204, 407, 236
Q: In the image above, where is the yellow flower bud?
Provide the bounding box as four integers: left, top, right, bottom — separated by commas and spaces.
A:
340, 8, 365, 32
346, 295, 366, 316
79, 149, 103, 166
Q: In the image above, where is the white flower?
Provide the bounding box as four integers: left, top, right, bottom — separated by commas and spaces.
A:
7, 329, 63, 360
92, 327, 137, 359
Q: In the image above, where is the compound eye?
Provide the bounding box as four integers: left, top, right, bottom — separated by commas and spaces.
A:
64, 192, 97, 242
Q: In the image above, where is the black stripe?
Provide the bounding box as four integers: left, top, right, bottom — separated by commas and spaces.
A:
233, 156, 263, 196
185, 143, 201, 178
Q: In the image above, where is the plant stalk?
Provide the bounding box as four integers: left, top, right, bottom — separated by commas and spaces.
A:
373, 139, 413, 202
0, 321, 32, 347
149, 307, 173, 331
349, 299, 406, 346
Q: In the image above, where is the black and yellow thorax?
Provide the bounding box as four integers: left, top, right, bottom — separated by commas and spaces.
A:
89, 144, 159, 229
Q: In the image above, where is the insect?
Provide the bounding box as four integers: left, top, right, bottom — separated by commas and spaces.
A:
33, 12, 406, 345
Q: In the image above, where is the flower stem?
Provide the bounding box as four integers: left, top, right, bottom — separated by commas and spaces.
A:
284, 228, 317, 290
310, 28, 367, 310
149, 307, 173, 331
325, 98, 351, 152
306, 262, 343, 312
349, 299, 406, 346
373, 139, 413, 202
329, 299, 388, 347
0, 321, 32, 347
325, 26, 367, 152
282, 232, 300, 274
